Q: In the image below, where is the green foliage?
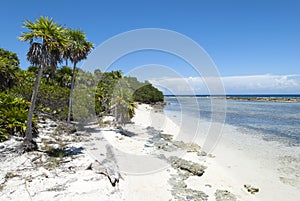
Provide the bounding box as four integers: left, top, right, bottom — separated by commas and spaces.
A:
0, 92, 37, 141
64, 29, 94, 123
10, 70, 70, 120
133, 83, 164, 103
64, 29, 94, 64
95, 70, 123, 115
72, 84, 95, 122
123, 76, 164, 103
27, 66, 38, 74
95, 70, 138, 125
55, 66, 72, 87
94, 70, 163, 125
0, 48, 20, 91
19, 16, 68, 67
10, 70, 35, 100
36, 84, 70, 119
111, 79, 137, 125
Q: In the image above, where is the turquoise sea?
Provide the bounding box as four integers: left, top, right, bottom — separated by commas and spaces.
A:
164, 95, 300, 146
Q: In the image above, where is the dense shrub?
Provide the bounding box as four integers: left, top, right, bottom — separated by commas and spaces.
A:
95, 71, 123, 115
0, 48, 20, 91
36, 84, 70, 120
133, 84, 164, 103
0, 92, 37, 141
123, 76, 164, 104
72, 84, 95, 122
11, 73, 70, 120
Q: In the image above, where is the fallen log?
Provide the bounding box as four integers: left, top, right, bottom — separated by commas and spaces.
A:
87, 144, 121, 187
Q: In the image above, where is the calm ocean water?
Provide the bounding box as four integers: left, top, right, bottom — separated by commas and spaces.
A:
164, 96, 300, 146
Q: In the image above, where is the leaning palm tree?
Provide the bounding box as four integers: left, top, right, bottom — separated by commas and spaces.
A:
19, 16, 67, 151
64, 29, 94, 123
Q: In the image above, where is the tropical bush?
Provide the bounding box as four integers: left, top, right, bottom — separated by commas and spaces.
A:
36, 84, 70, 119
95, 70, 123, 115
111, 79, 137, 125
0, 92, 37, 141
0, 48, 20, 91
95, 71, 138, 125
124, 76, 164, 103
133, 84, 164, 103
72, 84, 95, 122
11, 72, 70, 120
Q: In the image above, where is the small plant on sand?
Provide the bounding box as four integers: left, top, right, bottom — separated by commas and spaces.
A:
44, 157, 62, 170
46, 147, 67, 158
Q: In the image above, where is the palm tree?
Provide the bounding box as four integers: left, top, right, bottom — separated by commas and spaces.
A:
64, 29, 94, 123
111, 79, 136, 125
19, 16, 67, 151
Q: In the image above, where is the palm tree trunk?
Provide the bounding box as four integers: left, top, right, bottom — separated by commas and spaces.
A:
51, 64, 56, 85
23, 64, 43, 151
67, 61, 77, 123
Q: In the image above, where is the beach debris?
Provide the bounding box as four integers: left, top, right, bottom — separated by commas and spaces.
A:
215, 189, 237, 201
168, 156, 206, 176
244, 184, 259, 194
87, 144, 121, 187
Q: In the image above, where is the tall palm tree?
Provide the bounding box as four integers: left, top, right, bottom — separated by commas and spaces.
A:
19, 16, 67, 151
64, 29, 94, 123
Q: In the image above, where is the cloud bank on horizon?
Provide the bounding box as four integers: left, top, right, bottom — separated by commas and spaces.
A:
149, 74, 300, 95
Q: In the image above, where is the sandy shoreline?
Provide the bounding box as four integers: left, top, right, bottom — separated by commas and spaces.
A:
0, 104, 299, 200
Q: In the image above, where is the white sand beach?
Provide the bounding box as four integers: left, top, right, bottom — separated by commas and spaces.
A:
0, 104, 299, 201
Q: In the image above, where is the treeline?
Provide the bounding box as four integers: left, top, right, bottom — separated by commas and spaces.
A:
0, 47, 164, 142
1, 16, 163, 151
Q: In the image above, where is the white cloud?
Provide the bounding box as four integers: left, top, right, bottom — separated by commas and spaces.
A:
149, 74, 300, 95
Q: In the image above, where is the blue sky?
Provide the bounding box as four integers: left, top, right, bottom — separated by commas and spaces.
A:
1, 0, 300, 94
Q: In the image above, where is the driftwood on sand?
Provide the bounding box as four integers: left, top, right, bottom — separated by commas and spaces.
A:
87, 144, 121, 187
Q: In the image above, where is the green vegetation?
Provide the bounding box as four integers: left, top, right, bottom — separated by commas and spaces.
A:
19, 16, 68, 150
0, 48, 38, 142
0, 16, 164, 146
95, 70, 136, 125
64, 29, 94, 123
124, 77, 164, 103
0, 92, 37, 142
0, 48, 20, 91
133, 84, 164, 103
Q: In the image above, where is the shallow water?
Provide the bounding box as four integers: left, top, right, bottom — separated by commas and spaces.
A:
164, 96, 300, 190
164, 96, 300, 146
